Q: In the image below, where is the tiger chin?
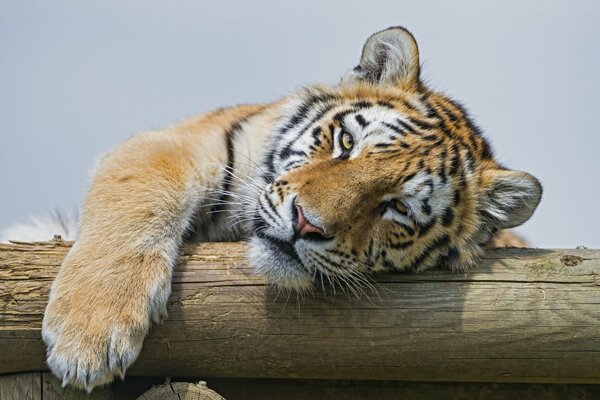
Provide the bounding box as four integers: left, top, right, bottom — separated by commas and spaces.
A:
1, 27, 541, 391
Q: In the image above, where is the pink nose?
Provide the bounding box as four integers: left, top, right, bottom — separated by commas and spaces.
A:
295, 205, 325, 237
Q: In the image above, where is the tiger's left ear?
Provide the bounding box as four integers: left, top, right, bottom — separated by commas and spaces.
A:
342, 26, 420, 87
480, 169, 542, 230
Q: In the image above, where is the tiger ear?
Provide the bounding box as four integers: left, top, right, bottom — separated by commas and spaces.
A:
480, 169, 542, 230
342, 26, 420, 87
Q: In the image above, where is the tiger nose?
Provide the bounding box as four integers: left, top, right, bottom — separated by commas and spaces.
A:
294, 204, 326, 239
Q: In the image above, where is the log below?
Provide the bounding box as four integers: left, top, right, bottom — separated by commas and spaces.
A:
0, 241, 599, 384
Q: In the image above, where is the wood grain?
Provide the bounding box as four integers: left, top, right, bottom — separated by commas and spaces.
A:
0, 372, 112, 400
3, 374, 599, 400
0, 373, 40, 400
137, 381, 225, 400
1, 240, 599, 383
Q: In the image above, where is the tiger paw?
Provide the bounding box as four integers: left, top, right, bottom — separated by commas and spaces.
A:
42, 294, 149, 392
41, 251, 173, 391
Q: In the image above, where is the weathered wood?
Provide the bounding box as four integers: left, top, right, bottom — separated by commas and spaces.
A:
0, 372, 41, 400
40, 372, 113, 400
0, 241, 599, 384
136, 381, 225, 400
3, 373, 599, 400
120, 378, 600, 400
0, 372, 113, 400
181, 378, 600, 400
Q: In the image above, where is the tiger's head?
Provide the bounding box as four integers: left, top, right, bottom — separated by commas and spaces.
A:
247, 27, 542, 291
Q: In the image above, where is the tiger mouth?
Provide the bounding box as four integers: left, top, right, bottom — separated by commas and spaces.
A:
258, 232, 302, 264
251, 214, 299, 260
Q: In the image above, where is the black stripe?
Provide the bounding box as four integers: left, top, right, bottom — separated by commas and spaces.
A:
264, 148, 277, 180
390, 239, 414, 250
436, 102, 460, 123
211, 110, 262, 220
409, 234, 450, 270
279, 147, 307, 159
364, 237, 375, 262
258, 198, 279, 226
355, 114, 369, 127
442, 246, 461, 269
409, 118, 436, 131
311, 259, 335, 278
449, 144, 461, 176
264, 193, 281, 223
421, 199, 432, 216
311, 126, 322, 145
402, 99, 418, 111
327, 248, 352, 259
333, 108, 355, 123
401, 171, 416, 184
397, 119, 416, 133
382, 122, 407, 135
377, 100, 395, 109
383, 257, 398, 270
441, 207, 454, 226
395, 222, 415, 236
479, 138, 494, 159
283, 93, 337, 132
447, 98, 494, 160
352, 101, 373, 108
418, 217, 437, 237
282, 102, 338, 153
282, 160, 306, 170
463, 148, 475, 171
453, 189, 461, 205
312, 251, 345, 271
438, 149, 448, 183
210, 120, 242, 220
422, 99, 439, 119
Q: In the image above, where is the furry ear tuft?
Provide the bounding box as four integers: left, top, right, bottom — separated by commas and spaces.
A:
480, 169, 542, 230
343, 26, 420, 87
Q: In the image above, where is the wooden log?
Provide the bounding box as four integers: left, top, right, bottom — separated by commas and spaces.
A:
4, 373, 599, 400
0, 373, 41, 400
0, 240, 599, 384
137, 381, 225, 400
0, 372, 113, 400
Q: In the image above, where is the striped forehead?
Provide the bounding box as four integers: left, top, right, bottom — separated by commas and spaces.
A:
332, 105, 413, 157
271, 97, 426, 172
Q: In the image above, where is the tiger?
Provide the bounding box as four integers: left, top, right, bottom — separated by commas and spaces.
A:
1, 27, 541, 391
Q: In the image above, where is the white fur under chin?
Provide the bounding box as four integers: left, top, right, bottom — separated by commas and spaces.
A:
247, 236, 313, 292
0, 209, 79, 243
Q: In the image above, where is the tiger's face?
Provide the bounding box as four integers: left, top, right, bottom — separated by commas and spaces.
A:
247, 27, 541, 291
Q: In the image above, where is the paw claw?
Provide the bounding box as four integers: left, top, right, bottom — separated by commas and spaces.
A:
41, 252, 170, 391
43, 315, 145, 391
60, 368, 73, 389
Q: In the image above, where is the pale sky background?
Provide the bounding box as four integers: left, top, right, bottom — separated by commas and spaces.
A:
1, 0, 598, 248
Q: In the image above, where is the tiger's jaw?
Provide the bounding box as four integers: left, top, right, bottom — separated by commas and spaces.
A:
247, 235, 314, 291
245, 190, 317, 291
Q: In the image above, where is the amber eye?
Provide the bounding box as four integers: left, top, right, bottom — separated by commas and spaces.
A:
340, 130, 354, 152
393, 199, 408, 215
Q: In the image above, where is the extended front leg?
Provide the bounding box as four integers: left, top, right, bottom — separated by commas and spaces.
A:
42, 130, 220, 391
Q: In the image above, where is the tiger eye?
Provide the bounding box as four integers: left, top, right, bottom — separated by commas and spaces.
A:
340, 131, 354, 151
394, 200, 408, 214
